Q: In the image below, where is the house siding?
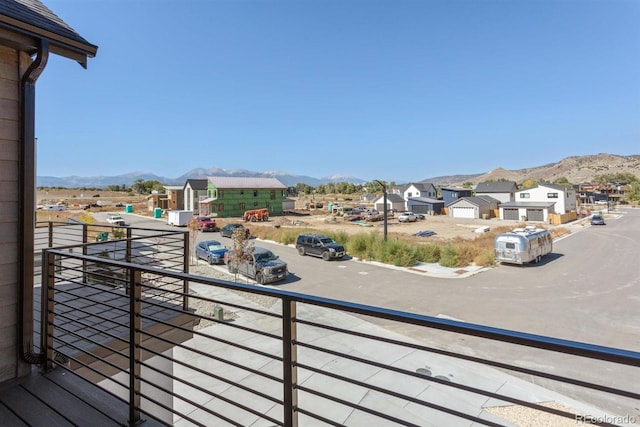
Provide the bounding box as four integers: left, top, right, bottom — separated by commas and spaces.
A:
0, 45, 21, 382
205, 184, 287, 218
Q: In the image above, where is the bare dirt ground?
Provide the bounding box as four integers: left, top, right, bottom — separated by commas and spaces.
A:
249, 209, 516, 242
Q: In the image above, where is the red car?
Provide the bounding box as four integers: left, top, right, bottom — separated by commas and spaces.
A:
196, 216, 218, 232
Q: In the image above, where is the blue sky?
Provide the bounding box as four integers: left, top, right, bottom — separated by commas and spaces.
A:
36, 0, 639, 183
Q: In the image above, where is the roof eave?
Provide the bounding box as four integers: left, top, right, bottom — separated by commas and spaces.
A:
0, 17, 97, 67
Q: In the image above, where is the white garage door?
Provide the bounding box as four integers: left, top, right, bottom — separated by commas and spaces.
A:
452, 207, 476, 218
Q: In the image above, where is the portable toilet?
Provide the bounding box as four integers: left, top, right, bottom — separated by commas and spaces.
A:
153, 207, 162, 218
125, 204, 133, 213
327, 203, 333, 212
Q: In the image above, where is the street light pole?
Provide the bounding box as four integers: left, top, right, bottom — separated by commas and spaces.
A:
374, 180, 388, 241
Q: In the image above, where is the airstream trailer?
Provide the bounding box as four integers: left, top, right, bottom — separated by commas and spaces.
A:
494, 226, 553, 265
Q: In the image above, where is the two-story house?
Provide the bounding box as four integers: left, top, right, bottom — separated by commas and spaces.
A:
440, 186, 473, 206
184, 178, 208, 214
500, 183, 577, 222
200, 176, 288, 217
474, 181, 518, 203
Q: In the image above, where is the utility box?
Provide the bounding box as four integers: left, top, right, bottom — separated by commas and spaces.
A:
167, 210, 193, 227
214, 305, 224, 321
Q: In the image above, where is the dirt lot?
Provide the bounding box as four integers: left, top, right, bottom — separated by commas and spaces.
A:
248, 210, 516, 242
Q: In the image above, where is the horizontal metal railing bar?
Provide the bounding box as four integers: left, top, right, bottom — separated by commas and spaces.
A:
50, 317, 130, 360
51, 332, 129, 376
45, 249, 640, 367
48, 349, 129, 391
49, 287, 131, 318
295, 385, 431, 427
139, 302, 282, 343
137, 315, 283, 363
142, 281, 284, 321
293, 407, 345, 427
295, 319, 640, 401
136, 386, 246, 427
138, 344, 284, 410
137, 359, 284, 426
137, 328, 283, 384
297, 359, 583, 425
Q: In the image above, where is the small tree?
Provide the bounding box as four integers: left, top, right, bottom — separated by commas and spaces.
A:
229, 227, 254, 283
187, 217, 200, 265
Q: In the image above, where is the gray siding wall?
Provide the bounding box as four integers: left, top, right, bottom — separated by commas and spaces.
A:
0, 45, 21, 382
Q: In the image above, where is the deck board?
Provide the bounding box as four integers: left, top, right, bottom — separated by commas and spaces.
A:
0, 368, 165, 426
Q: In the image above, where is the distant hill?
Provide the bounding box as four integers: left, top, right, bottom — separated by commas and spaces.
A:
421, 153, 640, 186
37, 167, 366, 188
37, 153, 640, 188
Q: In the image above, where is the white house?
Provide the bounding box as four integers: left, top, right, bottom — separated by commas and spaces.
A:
374, 193, 406, 213
403, 183, 437, 200
514, 183, 577, 215
183, 179, 208, 214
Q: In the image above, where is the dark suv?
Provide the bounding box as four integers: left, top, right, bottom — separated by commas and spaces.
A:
296, 233, 346, 261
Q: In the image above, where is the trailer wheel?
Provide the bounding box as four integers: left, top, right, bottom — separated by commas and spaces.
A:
256, 272, 264, 284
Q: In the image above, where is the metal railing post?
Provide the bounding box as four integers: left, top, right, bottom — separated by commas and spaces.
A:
82, 223, 88, 283
183, 231, 189, 311
126, 227, 132, 263
42, 250, 56, 370
282, 298, 298, 427
129, 268, 142, 424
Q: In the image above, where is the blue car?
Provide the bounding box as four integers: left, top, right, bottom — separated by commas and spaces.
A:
195, 240, 228, 264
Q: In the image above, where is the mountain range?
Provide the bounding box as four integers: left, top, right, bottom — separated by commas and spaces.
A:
37, 153, 640, 188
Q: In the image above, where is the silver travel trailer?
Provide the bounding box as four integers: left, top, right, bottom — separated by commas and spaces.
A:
494, 226, 553, 265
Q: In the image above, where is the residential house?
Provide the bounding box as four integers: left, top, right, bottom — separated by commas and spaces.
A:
447, 196, 499, 219
514, 183, 576, 215
403, 182, 437, 200
407, 197, 445, 215
0, 0, 97, 388
373, 193, 406, 213
440, 187, 473, 206
199, 176, 288, 217
164, 185, 184, 211
184, 178, 208, 214
360, 193, 377, 203
146, 192, 167, 211
499, 183, 577, 222
474, 181, 518, 203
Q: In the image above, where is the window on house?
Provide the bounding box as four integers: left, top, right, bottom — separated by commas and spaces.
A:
253, 190, 258, 197
218, 204, 224, 212
239, 203, 245, 210
240, 190, 244, 195
219, 190, 224, 198
270, 191, 276, 200
547, 193, 558, 198
520, 193, 530, 199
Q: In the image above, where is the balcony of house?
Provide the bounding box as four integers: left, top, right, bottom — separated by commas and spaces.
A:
1, 222, 639, 426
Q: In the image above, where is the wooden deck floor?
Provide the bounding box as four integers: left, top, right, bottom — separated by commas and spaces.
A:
0, 367, 165, 426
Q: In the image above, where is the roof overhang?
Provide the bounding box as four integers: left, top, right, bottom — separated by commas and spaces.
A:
0, 16, 97, 68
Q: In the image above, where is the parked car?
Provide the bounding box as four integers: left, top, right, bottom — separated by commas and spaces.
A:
398, 212, 418, 222
296, 233, 346, 261
220, 223, 250, 238
106, 214, 125, 226
195, 240, 228, 264
226, 246, 288, 284
590, 214, 606, 225
195, 216, 218, 232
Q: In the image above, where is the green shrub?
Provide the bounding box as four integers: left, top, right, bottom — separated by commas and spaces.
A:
414, 243, 441, 263
439, 245, 461, 268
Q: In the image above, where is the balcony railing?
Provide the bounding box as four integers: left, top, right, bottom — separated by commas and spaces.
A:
34, 228, 640, 426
